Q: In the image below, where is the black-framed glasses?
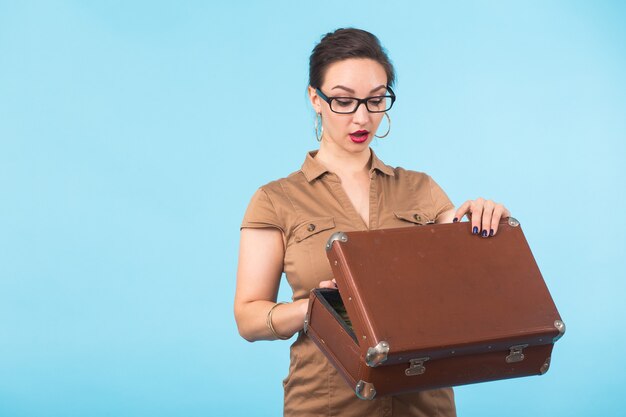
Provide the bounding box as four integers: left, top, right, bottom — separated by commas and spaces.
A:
316, 86, 396, 114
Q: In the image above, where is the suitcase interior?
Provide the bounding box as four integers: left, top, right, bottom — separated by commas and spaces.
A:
313, 288, 357, 344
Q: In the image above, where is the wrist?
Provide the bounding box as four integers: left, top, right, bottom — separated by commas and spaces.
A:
267, 302, 290, 340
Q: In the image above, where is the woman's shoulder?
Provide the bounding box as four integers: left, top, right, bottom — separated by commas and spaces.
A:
391, 165, 428, 177
253, 168, 308, 197
241, 168, 309, 230
387, 165, 433, 187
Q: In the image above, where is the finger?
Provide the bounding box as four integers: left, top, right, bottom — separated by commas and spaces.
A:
481, 200, 495, 237
318, 280, 336, 289
453, 200, 472, 223
490, 204, 504, 236
471, 198, 485, 235
491, 204, 511, 236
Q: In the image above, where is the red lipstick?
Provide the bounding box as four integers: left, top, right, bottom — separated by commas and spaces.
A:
349, 130, 369, 143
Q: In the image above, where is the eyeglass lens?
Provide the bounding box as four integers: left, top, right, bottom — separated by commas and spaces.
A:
331, 96, 393, 113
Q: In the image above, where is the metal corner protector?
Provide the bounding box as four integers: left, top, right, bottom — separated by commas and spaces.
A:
325, 231, 348, 251
365, 341, 390, 367
355, 380, 376, 400
508, 217, 520, 227
553, 320, 566, 342
540, 357, 551, 375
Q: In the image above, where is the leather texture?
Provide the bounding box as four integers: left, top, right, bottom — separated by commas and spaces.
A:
306, 218, 564, 398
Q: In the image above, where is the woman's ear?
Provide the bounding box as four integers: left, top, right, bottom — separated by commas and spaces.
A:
308, 86, 321, 113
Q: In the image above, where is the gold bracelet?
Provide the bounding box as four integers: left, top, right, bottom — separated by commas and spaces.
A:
266, 302, 290, 340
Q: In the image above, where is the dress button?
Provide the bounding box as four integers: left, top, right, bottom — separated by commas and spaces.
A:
307, 224, 316, 232
413, 214, 421, 221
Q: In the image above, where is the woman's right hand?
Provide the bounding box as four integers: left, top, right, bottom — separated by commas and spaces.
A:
318, 278, 338, 289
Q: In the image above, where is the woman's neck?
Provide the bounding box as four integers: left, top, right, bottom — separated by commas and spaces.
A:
315, 141, 371, 178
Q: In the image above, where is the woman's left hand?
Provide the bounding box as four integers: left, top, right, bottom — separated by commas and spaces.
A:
453, 198, 511, 237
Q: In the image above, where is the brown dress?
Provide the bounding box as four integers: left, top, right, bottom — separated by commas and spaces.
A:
241, 149, 457, 417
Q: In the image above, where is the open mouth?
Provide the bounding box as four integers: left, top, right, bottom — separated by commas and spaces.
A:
349, 130, 369, 143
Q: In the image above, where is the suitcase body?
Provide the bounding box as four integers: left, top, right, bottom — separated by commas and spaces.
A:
304, 218, 565, 400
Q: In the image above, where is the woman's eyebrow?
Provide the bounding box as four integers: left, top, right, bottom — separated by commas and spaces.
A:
331, 85, 355, 93
331, 84, 387, 94
370, 85, 387, 93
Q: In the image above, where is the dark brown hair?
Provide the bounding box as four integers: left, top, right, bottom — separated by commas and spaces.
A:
309, 28, 395, 89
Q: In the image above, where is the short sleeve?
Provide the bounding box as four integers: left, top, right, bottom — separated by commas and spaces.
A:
428, 175, 455, 221
240, 188, 285, 233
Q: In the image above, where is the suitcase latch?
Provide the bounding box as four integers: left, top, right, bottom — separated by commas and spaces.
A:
405, 357, 430, 376
506, 344, 529, 363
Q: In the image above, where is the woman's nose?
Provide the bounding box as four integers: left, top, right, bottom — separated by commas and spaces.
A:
352, 102, 370, 124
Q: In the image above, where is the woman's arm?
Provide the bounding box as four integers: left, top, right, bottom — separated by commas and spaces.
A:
234, 228, 308, 342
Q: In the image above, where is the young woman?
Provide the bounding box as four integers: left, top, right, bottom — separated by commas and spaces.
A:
234, 28, 510, 416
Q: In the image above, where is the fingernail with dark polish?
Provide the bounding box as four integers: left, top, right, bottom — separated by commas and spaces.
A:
489, 229, 494, 237
481, 230, 488, 237
453, 217, 458, 223
472, 226, 478, 234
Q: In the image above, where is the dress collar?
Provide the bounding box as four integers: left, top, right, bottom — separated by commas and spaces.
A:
301, 148, 395, 183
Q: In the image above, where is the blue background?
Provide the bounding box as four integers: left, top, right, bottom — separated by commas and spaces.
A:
1, 1, 625, 416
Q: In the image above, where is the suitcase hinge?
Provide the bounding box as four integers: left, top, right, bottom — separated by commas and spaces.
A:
506, 344, 529, 363
405, 357, 430, 376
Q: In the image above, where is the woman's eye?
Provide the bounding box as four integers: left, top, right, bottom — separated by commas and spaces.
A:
335, 99, 355, 107
368, 99, 383, 106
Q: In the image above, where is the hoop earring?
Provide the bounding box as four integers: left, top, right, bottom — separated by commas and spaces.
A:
375, 112, 391, 138
314, 113, 323, 142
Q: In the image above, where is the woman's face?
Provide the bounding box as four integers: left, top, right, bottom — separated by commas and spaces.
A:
309, 58, 388, 154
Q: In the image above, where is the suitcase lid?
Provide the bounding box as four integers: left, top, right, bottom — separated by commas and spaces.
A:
325, 217, 564, 367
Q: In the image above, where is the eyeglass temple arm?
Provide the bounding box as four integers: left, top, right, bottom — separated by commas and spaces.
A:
315, 88, 330, 102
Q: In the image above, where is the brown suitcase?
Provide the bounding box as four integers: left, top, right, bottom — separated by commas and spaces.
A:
304, 217, 565, 400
